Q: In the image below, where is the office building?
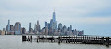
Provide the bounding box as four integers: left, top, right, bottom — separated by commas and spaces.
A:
29, 23, 31, 33
14, 22, 21, 35
22, 27, 26, 34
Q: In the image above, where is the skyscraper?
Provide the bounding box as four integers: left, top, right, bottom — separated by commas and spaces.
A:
47, 23, 50, 29
37, 20, 39, 25
50, 11, 57, 30
53, 11, 57, 30
14, 22, 21, 35
22, 27, 26, 34
62, 25, 67, 35
45, 22, 48, 27
34, 24, 37, 33
58, 23, 62, 30
53, 11, 56, 22
50, 19, 53, 29
29, 22, 31, 33
48, 11, 58, 35
10, 25, 14, 31
37, 20, 40, 32
70, 25, 72, 31
6, 20, 10, 34
10, 25, 14, 35
45, 26, 48, 35
7, 20, 10, 33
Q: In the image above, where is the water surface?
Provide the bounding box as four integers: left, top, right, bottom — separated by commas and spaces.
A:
0, 35, 110, 49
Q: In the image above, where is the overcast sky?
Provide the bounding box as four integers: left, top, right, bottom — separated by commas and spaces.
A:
0, 0, 111, 36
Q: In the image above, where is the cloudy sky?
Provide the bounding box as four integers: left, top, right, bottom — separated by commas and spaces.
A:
0, 0, 111, 36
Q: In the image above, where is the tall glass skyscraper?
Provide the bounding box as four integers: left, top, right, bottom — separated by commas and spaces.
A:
53, 11, 56, 22
51, 11, 57, 30
7, 20, 10, 33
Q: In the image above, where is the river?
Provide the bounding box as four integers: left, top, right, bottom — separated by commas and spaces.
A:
0, 35, 110, 49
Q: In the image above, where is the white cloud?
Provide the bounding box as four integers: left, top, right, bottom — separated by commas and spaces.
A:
58, 17, 111, 24
0, 0, 111, 16
0, 0, 111, 30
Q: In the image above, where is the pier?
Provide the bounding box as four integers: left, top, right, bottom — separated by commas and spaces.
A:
22, 35, 111, 47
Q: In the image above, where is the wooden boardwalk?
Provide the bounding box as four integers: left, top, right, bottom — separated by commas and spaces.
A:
22, 35, 111, 47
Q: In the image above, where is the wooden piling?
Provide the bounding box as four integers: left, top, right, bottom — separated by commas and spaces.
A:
58, 36, 60, 44
101, 37, 104, 44
30, 36, 32, 42
22, 35, 27, 41
74, 36, 75, 43
106, 37, 109, 47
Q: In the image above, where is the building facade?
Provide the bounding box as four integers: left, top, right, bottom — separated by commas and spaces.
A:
14, 22, 21, 35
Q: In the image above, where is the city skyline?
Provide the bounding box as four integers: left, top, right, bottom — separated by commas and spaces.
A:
0, 0, 111, 36
1, 11, 84, 36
